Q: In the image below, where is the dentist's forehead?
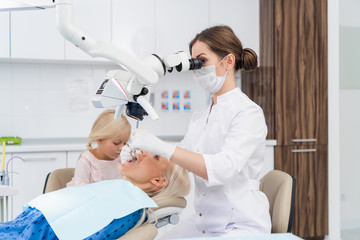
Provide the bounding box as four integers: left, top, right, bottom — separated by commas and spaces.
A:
191, 41, 211, 57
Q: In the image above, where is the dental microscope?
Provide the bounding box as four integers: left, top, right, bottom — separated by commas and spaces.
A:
53, 0, 202, 121
3, 0, 202, 121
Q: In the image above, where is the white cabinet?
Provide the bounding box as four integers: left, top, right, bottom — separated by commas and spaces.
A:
112, 0, 155, 59
65, 0, 112, 61
209, 0, 260, 58
10, 8, 65, 59
155, 0, 209, 56
9, 152, 66, 218
0, 12, 10, 58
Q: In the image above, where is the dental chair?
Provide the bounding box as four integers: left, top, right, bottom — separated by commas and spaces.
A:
259, 170, 296, 233
43, 168, 187, 240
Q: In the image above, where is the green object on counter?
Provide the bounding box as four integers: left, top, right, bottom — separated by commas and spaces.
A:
0, 136, 22, 145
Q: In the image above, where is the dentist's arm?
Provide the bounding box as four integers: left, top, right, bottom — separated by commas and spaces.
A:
171, 147, 208, 180
131, 129, 208, 180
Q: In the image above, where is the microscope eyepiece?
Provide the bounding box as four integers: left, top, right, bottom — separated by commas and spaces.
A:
189, 58, 202, 70
175, 58, 203, 72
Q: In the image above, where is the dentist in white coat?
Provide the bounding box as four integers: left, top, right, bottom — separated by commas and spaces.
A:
130, 25, 271, 238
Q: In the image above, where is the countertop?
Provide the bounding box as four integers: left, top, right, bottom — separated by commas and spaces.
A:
2, 137, 277, 153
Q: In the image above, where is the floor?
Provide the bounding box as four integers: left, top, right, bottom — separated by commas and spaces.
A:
341, 228, 360, 240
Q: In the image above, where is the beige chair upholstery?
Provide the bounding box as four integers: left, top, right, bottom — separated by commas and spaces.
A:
259, 170, 296, 233
119, 196, 187, 240
43, 168, 75, 193
43, 168, 187, 240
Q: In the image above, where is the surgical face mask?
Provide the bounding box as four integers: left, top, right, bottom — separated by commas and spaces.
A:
192, 56, 229, 93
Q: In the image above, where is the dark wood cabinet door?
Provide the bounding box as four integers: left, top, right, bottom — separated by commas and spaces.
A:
275, 145, 328, 239
274, 0, 328, 146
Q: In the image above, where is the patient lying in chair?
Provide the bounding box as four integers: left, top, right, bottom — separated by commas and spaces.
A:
0, 151, 190, 240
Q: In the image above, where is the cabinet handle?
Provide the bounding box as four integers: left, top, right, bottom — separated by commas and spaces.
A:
291, 138, 317, 143
23, 157, 57, 161
291, 149, 317, 153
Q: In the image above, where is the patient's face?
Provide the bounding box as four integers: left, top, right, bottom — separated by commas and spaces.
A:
119, 150, 173, 185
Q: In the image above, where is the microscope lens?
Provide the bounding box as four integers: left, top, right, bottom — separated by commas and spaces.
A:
189, 58, 202, 70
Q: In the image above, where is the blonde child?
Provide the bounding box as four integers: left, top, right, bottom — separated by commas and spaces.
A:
67, 109, 131, 186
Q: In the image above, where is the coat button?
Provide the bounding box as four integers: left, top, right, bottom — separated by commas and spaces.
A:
199, 213, 202, 217
202, 230, 206, 234
202, 192, 206, 196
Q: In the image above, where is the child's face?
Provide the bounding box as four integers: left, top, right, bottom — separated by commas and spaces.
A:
96, 134, 129, 160
119, 150, 173, 185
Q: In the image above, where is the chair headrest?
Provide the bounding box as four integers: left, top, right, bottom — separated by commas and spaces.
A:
154, 197, 187, 209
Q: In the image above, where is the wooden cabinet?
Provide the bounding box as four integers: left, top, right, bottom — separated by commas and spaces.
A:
275, 145, 328, 238
273, 0, 328, 147
241, 0, 328, 239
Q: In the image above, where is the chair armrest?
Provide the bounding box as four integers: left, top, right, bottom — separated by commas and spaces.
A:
117, 223, 157, 240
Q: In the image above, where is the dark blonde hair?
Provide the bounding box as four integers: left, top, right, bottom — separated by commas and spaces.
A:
189, 25, 258, 71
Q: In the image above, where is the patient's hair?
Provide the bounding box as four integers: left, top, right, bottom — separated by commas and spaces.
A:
79, 109, 131, 160
129, 164, 190, 229
151, 164, 190, 203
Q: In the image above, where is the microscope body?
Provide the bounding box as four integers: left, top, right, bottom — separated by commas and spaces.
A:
92, 52, 202, 120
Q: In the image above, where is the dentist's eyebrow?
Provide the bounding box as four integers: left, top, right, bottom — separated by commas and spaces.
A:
195, 53, 206, 58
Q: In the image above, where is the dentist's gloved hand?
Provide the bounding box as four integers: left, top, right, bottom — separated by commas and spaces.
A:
131, 129, 176, 160
120, 144, 134, 163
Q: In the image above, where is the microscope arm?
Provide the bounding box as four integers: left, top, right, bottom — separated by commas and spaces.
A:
56, 0, 159, 86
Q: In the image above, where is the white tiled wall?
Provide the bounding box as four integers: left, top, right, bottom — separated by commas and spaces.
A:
0, 63, 109, 138
0, 62, 208, 138
0, 0, 260, 138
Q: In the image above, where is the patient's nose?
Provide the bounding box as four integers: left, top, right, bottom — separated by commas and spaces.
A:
135, 150, 145, 159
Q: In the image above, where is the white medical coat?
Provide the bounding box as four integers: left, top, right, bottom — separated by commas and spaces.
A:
178, 88, 271, 237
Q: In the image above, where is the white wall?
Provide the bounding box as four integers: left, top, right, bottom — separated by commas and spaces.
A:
328, 0, 341, 239
0, 0, 259, 139
340, 90, 360, 229
339, 0, 360, 231
0, 62, 114, 138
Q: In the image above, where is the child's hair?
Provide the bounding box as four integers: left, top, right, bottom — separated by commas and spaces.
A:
151, 164, 190, 203
79, 109, 131, 160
